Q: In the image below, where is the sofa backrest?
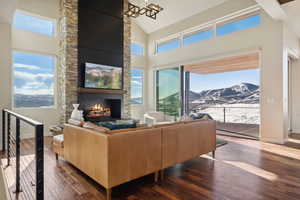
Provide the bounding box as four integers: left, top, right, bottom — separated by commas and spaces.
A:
107, 127, 162, 187
161, 120, 216, 169
63, 124, 162, 189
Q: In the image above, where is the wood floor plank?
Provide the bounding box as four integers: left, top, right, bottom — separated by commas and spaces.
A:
2, 136, 300, 199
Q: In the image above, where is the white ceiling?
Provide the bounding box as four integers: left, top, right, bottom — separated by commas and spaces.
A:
131, 0, 228, 33
0, 0, 17, 23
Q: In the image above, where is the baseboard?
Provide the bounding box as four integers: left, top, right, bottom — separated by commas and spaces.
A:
291, 129, 300, 134
260, 137, 286, 144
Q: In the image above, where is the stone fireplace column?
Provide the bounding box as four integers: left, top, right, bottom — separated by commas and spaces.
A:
123, 0, 132, 119
58, 0, 79, 123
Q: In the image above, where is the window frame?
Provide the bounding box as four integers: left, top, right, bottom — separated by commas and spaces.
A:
13, 9, 57, 37
183, 27, 214, 46
130, 67, 145, 105
12, 50, 58, 110
154, 6, 261, 54
216, 12, 261, 37
131, 42, 145, 56
156, 37, 181, 54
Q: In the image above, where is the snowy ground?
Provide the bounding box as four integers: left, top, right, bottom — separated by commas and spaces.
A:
192, 104, 260, 124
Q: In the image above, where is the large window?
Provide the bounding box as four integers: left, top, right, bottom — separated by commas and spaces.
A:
183, 29, 214, 46
157, 39, 180, 53
13, 51, 56, 108
131, 43, 144, 55
217, 14, 260, 36
13, 12, 55, 36
155, 10, 261, 54
156, 68, 180, 119
131, 68, 144, 104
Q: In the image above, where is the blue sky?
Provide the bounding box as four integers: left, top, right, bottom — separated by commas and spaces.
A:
190, 68, 260, 92
157, 14, 261, 52
13, 51, 55, 95
131, 69, 143, 100
13, 12, 54, 36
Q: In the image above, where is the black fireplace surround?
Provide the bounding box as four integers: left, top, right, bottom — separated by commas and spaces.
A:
79, 93, 122, 122
77, 0, 125, 122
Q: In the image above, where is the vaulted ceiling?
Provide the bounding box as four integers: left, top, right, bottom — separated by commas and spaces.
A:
131, 0, 228, 33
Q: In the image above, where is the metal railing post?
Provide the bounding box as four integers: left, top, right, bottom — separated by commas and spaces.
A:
2, 110, 5, 152
7, 114, 11, 166
15, 118, 21, 193
35, 124, 44, 200
223, 107, 226, 123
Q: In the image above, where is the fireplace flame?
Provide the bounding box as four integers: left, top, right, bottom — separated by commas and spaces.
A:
93, 104, 104, 111
87, 104, 111, 118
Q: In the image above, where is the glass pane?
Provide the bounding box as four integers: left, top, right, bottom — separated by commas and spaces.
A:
156, 68, 180, 119
131, 68, 143, 104
157, 39, 180, 53
217, 14, 260, 36
13, 51, 55, 108
131, 43, 144, 55
13, 12, 55, 36
183, 29, 214, 46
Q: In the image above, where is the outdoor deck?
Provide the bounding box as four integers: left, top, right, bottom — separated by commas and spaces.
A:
217, 122, 260, 138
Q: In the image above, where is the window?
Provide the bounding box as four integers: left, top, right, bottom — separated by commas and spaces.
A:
156, 68, 180, 119
13, 12, 55, 36
157, 39, 180, 53
217, 14, 260, 36
183, 29, 214, 46
131, 43, 144, 55
13, 51, 56, 108
131, 68, 144, 104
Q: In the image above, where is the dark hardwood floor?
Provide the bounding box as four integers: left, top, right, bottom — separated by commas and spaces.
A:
2, 135, 300, 200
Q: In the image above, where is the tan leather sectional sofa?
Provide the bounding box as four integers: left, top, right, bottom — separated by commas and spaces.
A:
63, 120, 216, 200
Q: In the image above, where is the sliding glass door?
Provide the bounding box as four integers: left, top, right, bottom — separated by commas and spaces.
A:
156, 68, 181, 120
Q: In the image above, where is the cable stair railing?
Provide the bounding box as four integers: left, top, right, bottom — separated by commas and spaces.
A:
1, 109, 44, 200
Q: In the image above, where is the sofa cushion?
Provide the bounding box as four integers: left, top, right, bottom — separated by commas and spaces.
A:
83, 122, 110, 133
68, 119, 84, 127
153, 121, 183, 128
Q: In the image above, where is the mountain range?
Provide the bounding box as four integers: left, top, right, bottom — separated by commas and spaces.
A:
189, 82, 259, 106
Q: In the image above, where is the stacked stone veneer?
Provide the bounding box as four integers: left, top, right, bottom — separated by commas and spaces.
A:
58, 0, 131, 122
123, 0, 132, 119
58, 0, 79, 123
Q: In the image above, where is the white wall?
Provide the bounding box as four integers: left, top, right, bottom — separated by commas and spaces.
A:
11, 0, 61, 138
0, 23, 12, 149
146, 0, 290, 144
291, 58, 300, 133
283, 24, 300, 136
130, 22, 149, 120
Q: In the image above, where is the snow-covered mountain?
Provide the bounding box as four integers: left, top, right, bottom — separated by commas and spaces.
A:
190, 83, 260, 105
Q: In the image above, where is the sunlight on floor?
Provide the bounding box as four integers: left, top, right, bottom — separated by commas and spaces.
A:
222, 137, 300, 161
1, 154, 35, 188
223, 161, 278, 181
201, 155, 278, 181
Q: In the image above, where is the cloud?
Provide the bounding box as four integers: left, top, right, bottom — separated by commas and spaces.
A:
15, 87, 54, 95
14, 71, 54, 95
14, 63, 41, 70
131, 80, 142, 86
14, 71, 53, 80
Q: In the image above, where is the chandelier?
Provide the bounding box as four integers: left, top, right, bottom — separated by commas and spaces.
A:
125, 0, 164, 20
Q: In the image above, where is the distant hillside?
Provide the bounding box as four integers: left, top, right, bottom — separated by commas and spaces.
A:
190, 83, 259, 106
14, 94, 54, 108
